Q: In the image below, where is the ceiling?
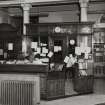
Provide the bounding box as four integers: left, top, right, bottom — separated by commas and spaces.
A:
0, 0, 105, 21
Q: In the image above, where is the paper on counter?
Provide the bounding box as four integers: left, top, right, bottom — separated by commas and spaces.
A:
40, 58, 49, 63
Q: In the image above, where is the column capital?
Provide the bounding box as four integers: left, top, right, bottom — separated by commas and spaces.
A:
21, 3, 32, 11
79, 0, 89, 3
79, 0, 89, 8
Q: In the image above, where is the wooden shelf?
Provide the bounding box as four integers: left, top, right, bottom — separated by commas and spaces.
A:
93, 43, 105, 44
94, 62, 105, 65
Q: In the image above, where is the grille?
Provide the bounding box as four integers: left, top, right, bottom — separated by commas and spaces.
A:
0, 80, 34, 105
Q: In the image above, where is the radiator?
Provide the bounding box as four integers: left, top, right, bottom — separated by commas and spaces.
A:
0, 74, 40, 105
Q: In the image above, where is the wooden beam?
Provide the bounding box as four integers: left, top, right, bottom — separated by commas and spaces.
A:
31, 0, 78, 7
94, 23, 105, 28
0, 0, 78, 7
88, 10, 105, 14
90, 0, 105, 3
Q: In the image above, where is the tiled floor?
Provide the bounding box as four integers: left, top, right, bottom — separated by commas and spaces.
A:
40, 94, 105, 105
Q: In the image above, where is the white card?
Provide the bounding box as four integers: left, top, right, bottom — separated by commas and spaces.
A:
8, 43, 13, 50
37, 47, 41, 53
64, 56, 69, 63
0, 49, 3, 55
75, 47, 81, 55
47, 51, 53, 58
42, 47, 48, 54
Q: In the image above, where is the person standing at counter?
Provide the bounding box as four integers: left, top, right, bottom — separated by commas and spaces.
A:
65, 54, 77, 79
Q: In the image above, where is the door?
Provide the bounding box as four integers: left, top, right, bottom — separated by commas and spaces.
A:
49, 35, 67, 63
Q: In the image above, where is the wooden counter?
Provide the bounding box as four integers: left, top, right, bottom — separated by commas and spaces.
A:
0, 64, 94, 100
0, 64, 65, 100
0, 64, 49, 73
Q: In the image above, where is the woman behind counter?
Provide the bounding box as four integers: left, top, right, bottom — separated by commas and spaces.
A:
65, 54, 77, 79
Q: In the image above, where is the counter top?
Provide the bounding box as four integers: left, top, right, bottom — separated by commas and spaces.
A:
0, 64, 49, 73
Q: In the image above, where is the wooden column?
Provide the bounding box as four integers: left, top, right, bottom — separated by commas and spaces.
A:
21, 3, 31, 56
21, 3, 31, 35
79, 0, 89, 22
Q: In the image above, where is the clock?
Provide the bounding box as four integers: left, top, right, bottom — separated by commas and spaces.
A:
55, 27, 61, 33
70, 39, 75, 45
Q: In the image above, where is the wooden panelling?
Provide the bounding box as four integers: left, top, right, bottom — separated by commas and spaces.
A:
46, 79, 65, 99
73, 76, 94, 94
0, 64, 48, 73
94, 78, 105, 94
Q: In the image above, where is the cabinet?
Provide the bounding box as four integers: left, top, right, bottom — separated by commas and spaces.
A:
39, 71, 65, 100
77, 23, 93, 74
0, 23, 21, 60
74, 75, 94, 94
73, 23, 94, 94
93, 28, 105, 77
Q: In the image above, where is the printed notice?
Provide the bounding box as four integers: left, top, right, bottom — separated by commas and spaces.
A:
8, 43, 13, 50
54, 46, 59, 52
47, 51, 53, 58
75, 47, 81, 55
0, 49, 3, 55
31, 42, 37, 49
37, 47, 41, 54
64, 56, 69, 63
42, 47, 48, 54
